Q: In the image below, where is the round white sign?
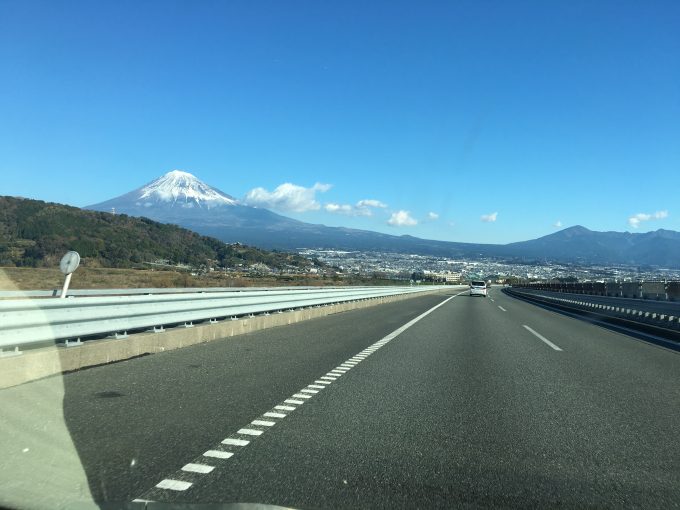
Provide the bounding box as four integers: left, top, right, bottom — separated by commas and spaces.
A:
59, 251, 81, 275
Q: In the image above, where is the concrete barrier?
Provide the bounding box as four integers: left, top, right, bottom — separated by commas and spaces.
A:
641, 281, 666, 300
0, 287, 454, 390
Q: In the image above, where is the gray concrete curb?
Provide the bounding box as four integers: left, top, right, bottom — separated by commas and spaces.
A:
0, 288, 452, 389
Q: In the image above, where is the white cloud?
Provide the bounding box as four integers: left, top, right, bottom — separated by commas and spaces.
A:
325, 198, 387, 217
324, 203, 355, 215
628, 210, 668, 229
554, 220, 563, 228
388, 210, 418, 227
356, 199, 387, 209
427, 212, 439, 220
481, 212, 498, 223
244, 182, 331, 212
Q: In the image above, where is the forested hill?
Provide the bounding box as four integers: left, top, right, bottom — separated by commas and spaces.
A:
0, 196, 316, 270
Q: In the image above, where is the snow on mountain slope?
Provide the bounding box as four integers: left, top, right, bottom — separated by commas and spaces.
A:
136, 170, 237, 207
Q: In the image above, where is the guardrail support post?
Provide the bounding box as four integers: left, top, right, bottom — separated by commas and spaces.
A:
0, 346, 22, 358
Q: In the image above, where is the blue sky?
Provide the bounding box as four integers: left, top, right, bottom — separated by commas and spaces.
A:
1, 1, 679, 243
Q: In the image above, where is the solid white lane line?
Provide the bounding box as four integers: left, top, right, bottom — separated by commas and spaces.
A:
369, 291, 463, 347
498, 306, 507, 312
237, 428, 264, 436
251, 420, 276, 427
276, 405, 296, 411
203, 450, 233, 459
263, 412, 287, 418
292, 393, 312, 399
222, 438, 249, 446
182, 463, 214, 474
284, 399, 304, 405
522, 325, 563, 351
156, 479, 192, 491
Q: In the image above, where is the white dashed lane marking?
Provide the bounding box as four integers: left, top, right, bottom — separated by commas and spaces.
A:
221, 438, 249, 446
498, 306, 507, 312
182, 463, 214, 474
263, 412, 287, 419
237, 428, 263, 436
251, 420, 276, 427
203, 450, 233, 459
138, 290, 466, 501
523, 324, 563, 351
156, 479, 192, 491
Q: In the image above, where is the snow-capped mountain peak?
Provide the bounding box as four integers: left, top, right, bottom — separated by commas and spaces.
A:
137, 170, 237, 207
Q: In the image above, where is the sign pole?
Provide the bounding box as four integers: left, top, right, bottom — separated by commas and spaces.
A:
60, 272, 73, 299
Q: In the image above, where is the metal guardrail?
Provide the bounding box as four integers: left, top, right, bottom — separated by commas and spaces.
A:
0, 286, 448, 351
513, 281, 680, 301
0, 285, 361, 299
505, 287, 680, 345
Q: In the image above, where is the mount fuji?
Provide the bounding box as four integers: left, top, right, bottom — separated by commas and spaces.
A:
85, 171, 680, 266
85, 170, 488, 254
86, 170, 302, 231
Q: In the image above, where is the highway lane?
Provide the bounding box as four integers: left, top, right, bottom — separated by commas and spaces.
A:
2, 286, 679, 508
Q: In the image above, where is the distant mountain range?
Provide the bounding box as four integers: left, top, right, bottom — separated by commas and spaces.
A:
85, 171, 680, 268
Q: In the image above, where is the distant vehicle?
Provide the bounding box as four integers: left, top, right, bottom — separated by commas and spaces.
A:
469, 280, 488, 297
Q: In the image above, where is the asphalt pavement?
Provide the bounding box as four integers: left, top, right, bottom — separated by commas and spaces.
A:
2, 287, 679, 509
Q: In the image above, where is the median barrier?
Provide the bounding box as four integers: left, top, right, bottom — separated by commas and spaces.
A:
641, 281, 666, 300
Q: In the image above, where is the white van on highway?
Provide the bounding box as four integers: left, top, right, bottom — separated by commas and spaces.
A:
469, 280, 488, 297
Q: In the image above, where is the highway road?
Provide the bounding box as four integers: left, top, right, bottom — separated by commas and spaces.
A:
2, 287, 680, 508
